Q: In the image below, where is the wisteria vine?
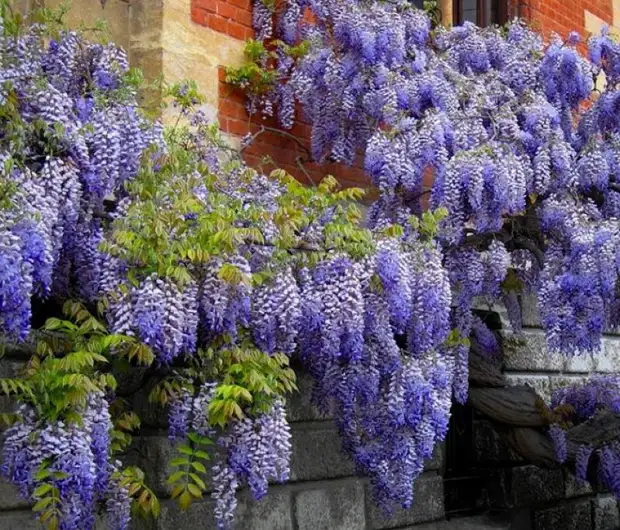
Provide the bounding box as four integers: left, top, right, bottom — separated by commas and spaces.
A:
1, 1, 620, 529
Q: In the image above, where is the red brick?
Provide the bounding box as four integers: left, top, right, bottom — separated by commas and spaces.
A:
236, 8, 253, 27
217, 0, 237, 19
191, 7, 209, 25
225, 118, 251, 136
220, 98, 247, 120
194, 0, 217, 12
208, 13, 228, 33
226, 19, 247, 39
229, 0, 251, 9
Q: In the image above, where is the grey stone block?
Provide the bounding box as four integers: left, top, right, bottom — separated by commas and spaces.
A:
473, 420, 523, 464
129, 436, 176, 497
412, 512, 523, 529
366, 473, 444, 529
549, 375, 588, 397
128, 436, 218, 497
533, 500, 592, 530
424, 444, 444, 472
505, 374, 551, 404
502, 331, 563, 372
488, 466, 564, 509
134, 488, 293, 530
131, 379, 169, 429
289, 423, 355, 481
563, 353, 597, 374
0, 478, 30, 510
0, 511, 42, 530
596, 337, 620, 373
287, 374, 330, 422
592, 495, 620, 530
520, 294, 541, 328
293, 480, 365, 530
564, 468, 593, 498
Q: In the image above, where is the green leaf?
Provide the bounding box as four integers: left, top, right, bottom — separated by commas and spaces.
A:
187, 483, 203, 498
166, 470, 185, 484
189, 473, 206, 490
178, 490, 193, 510
191, 461, 206, 473
33, 483, 53, 497
178, 444, 193, 456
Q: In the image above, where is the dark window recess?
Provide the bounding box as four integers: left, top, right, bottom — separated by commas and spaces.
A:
453, 0, 508, 27
444, 402, 486, 517
443, 309, 502, 517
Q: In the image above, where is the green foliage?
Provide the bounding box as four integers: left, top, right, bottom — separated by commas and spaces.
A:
110, 403, 142, 454
117, 467, 161, 519
444, 329, 470, 349
32, 462, 68, 530
0, 302, 150, 423
409, 207, 449, 240
224, 38, 309, 96
208, 347, 296, 427
167, 433, 213, 511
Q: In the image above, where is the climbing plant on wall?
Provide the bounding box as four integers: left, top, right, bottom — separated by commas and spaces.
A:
0, 1, 620, 529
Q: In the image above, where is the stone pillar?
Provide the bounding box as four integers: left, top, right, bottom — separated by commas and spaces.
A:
439, 0, 453, 26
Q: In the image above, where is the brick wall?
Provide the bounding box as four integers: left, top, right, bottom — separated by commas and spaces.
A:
195, 0, 620, 189
508, 0, 614, 41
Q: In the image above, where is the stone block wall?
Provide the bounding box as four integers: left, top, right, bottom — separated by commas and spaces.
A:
0, 364, 445, 530
462, 295, 620, 530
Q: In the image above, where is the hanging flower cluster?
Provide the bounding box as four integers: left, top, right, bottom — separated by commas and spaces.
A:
550, 376, 620, 497
2, 2, 620, 530
2, 394, 130, 530
0, 13, 160, 341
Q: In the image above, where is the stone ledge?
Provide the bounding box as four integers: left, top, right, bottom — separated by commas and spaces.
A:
502, 331, 563, 372
289, 423, 355, 482
592, 495, 620, 530
487, 466, 564, 509
293, 481, 365, 530
365, 473, 444, 529
533, 499, 592, 530
0, 510, 41, 530
132, 486, 293, 530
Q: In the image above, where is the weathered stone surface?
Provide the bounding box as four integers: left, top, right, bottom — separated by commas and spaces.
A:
424, 444, 444, 472
289, 423, 354, 481
504, 374, 551, 404
564, 468, 593, 499
473, 420, 523, 464
134, 488, 293, 530
488, 466, 564, 509
563, 353, 597, 374
411, 512, 525, 529
502, 331, 563, 372
533, 500, 592, 530
293, 481, 365, 530
592, 496, 620, 530
47, 0, 131, 51
0, 510, 42, 530
596, 337, 620, 373
161, 0, 245, 124
366, 473, 444, 529
0, 478, 30, 510
287, 374, 330, 422
549, 375, 588, 397
520, 294, 541, 328
132, 436, 174, 496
